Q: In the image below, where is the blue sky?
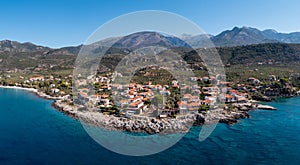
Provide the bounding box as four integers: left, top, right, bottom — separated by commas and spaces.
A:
1, 0, 300, 48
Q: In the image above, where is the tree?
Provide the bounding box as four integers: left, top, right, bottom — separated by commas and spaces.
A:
144, 99, 151, 105
200, 92, 205, 100
152, 94, 163, 107
198, 105, 209, 112
280, 78, 288, 84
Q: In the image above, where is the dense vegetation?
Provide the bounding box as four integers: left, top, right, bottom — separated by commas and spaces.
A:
2, 41, 300, 89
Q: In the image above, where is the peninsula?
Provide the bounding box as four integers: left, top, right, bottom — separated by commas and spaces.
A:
1, 30, 300, 134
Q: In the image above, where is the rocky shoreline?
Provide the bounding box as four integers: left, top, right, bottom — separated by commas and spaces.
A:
0, 85, 276, 134
52, 100, 260, 134
52, 100, 196, 134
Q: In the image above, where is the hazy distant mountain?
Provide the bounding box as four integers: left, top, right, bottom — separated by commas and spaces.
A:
262, 29, 300, 43
211, 26, 278, 46
179, 34, 214, 47
181, 27, 300, 47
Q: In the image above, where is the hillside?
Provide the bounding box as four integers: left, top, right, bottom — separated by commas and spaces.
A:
217, 43, 300, 65
1, 39, 300, 69
2, 39, 300, 69
2, 32, 300, 86
0, 41, 80, 71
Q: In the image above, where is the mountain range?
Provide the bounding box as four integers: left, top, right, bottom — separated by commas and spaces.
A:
102, 26, 300, 48
183, 26, 300, 47
2, 27, 300, 71
97, 27, 288, 48
1, 26, 300, 52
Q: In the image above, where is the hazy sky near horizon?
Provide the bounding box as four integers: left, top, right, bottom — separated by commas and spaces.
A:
1, 0, 299, 48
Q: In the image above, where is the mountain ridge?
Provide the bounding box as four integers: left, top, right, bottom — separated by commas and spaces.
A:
183, 26, 300, 47
2, 26, 300, 50
1, 29, 300, 71
213, 26, 300, 46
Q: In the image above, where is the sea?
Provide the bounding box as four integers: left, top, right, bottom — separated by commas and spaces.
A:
0, 88, 299, 165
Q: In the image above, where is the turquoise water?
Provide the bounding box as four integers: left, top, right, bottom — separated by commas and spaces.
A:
0, 88, 300, 164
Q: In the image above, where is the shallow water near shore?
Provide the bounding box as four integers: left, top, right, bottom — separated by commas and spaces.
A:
0, 88, 300, 164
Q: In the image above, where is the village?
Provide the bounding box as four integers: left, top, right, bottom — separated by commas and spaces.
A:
72, 73, 252, 118
0, 70, 291, 133
0, 70, 285, 116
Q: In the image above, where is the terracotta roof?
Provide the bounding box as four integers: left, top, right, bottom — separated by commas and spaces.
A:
201, 100, 213, 103
188, 102, 200, 106
183, 94, 192, 98
224, 94, 234, 99
191, 96, 199, 99
101, 94, 109, 98
129, 101, 143, 107
119, 100, 129, 103
177, 101, 187, 106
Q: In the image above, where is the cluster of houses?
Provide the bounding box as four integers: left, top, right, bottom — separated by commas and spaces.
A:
177, 85, 249, 113
4, 72, 253, 117
20, 75, 72, 96
75, 74, 250, 117
77, 79, 160, 115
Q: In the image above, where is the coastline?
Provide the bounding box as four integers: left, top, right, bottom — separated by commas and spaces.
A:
0, 85, 276, 134
52, 100, 256, 134
52, 100, 196, 134
0, 85, 38, 92
0, 85, 64, 100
